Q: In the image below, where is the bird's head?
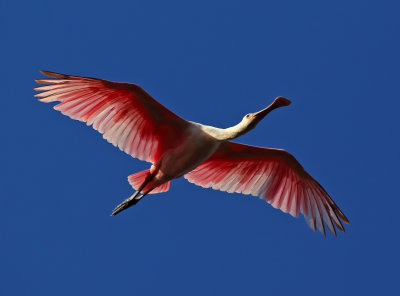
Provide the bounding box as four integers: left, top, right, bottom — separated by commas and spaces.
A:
240, 97, 291, 132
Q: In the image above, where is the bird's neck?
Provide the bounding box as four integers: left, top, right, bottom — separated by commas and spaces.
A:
199, 121, 251, 141
193, 97, 291, 141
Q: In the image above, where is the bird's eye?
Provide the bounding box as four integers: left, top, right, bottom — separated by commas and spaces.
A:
245, 114, 250, 118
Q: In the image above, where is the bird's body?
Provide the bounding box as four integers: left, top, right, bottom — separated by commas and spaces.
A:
151, 122, 257, 186
35, 70, 349, 236
149, 123, 220, 188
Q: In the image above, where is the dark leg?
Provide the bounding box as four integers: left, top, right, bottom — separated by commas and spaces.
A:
110, 174, 154, 216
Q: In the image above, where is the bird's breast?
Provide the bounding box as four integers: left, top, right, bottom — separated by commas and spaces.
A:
155, 124, 221, 181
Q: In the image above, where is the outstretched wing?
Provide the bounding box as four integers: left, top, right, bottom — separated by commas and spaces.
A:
35, 71, 189, 163
185, 141, 349, 236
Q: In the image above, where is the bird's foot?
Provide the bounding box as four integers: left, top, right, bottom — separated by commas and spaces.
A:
110, 195, 142, 216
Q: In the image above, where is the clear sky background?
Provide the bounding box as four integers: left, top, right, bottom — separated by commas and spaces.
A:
1, 0, 399, 295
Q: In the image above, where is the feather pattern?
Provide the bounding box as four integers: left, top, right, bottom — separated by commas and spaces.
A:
185, 141, 349, 236
35, 70, 189, 163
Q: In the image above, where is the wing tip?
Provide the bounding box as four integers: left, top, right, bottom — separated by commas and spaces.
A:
341, 215, 350, 225
40, 70, 67, 78
35, 79, 50, 84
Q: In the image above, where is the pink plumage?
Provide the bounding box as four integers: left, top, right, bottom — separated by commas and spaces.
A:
185, 142, 348, 236
128, 170, 170, 194
35, 70, 188, 163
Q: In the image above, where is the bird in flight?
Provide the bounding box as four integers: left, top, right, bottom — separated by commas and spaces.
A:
35, 71, 349, 236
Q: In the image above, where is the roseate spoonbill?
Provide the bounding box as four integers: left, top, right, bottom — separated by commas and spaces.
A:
35, 70, 349, 236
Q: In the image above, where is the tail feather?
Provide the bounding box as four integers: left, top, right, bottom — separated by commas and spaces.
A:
152, 181, 170, 193
128, 170, 170, 194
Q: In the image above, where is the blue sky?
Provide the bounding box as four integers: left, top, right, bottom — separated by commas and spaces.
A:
1, 0, 399, 295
